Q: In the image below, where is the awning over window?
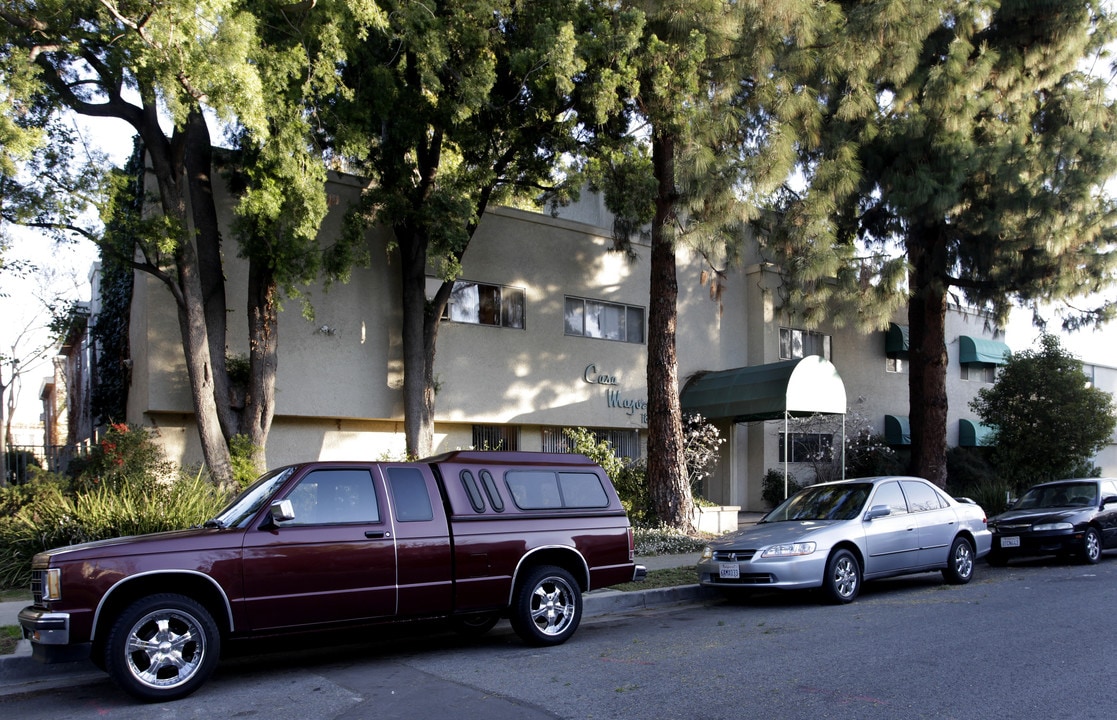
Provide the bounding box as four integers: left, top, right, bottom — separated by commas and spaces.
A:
680, 356, 847, 422
959, 419, 994, 447
884, 414, 911, 446
959, 335, 1010, 365
885, 323, 909, 355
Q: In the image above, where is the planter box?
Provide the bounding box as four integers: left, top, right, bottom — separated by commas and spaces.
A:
692, 505, 740, 534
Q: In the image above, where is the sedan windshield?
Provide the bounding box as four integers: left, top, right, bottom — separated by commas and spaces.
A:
1014, 482, 1097, 509
764, 483, 873, 522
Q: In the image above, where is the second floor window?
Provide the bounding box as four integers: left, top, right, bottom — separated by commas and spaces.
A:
564, 297, 645, 343
780, 327, 832, 361
440, 280, 525, 329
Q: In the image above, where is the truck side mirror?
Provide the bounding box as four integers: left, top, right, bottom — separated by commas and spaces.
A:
269, 499, 295, 523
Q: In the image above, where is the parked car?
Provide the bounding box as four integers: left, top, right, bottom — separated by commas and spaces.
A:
986, 478, 1117, 565
696, 476, 992, 603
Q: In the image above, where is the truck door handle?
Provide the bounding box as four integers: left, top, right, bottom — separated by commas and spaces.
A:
365, 531, 390, 539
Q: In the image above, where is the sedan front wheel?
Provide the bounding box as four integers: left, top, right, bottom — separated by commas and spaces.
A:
822, 549, 861, 604
1081, 527, 1102, 564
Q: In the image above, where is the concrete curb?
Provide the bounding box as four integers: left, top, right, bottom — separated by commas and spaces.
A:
0, 582, 712, 694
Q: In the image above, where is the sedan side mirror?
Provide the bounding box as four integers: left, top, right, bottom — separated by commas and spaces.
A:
269, 499, 295, 522
865, 504, 891, 521
1102, 495, 1117, 507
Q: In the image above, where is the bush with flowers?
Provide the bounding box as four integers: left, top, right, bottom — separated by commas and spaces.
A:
0, 425, 230, 589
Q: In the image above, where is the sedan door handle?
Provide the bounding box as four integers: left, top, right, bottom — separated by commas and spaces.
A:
364, 531, 391, 539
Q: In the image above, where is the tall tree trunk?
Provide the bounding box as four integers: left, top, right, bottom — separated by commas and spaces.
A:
398, 225, 435, 459
907, 227, 949, 488
242, 255, 278, 472
140, 113, 234, 488
647, 132, 694, 531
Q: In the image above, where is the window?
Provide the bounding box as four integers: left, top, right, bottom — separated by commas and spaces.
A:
504, 470, 610, 510
472, 425, 519, 451
900, 480, 946, 512
780, 328, 832, 361
387, 467, 434, 522
871, 481, 908, 515
438, 279, 525, 329
778, 432, 833, 463
542, 427, 641, 460
279, 469, 379, 525
961, 364, 996, 383
564, 296, 645, 343
886, 356, 907, 374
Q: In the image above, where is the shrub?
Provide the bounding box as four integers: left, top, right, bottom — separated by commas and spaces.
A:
762, 468, 804, 509
229, 434, 262, 488
71, 423, 176, 493
0, 471, 229, 589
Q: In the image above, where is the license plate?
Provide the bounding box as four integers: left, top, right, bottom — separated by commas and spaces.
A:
719, 563, 740, 579
1000, 536, 1020, 548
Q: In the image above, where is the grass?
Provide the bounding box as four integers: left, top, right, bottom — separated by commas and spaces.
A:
0, 625, 20, 656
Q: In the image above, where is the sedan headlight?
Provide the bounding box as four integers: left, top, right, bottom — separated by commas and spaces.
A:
761, 542, 817, 558
700, 546, 713, 561
1032, 522, 1074, 532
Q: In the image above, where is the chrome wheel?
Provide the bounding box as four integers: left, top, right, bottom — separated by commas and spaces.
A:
510, 565, 582, 646
105, 594, 220, 701
943, 537, 975, 584
823, 549, 860, 604
1082, 527, 1101, 564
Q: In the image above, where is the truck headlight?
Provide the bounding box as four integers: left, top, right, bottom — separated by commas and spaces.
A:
42, 568, 62, 601
761, 542, 817, 558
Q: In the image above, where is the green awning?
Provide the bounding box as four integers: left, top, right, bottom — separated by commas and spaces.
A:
680, 356, 847, 422
959, 335, 1010, 365
885, 323, 909, 355
959, 419, 994, 447
884, 415, 911, 445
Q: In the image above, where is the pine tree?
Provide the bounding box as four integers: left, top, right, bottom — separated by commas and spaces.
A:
762, 0, 1117, 487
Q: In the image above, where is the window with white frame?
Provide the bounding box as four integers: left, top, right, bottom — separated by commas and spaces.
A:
435, 278, 525, 329
779, 327, 832, 361
564, 297, 645, 344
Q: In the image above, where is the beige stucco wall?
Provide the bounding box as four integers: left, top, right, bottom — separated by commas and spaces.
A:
124, 166, 1022, 509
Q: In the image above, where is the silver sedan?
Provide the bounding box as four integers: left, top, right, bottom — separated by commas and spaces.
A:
697, 476, 992, 603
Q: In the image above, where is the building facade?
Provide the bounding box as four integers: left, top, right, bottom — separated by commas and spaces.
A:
94, 167, 1043, 510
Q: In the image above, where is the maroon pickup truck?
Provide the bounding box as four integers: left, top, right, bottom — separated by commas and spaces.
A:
19, 451, 644, 701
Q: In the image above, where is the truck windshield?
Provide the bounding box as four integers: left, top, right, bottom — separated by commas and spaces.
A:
207, 466, 296, 528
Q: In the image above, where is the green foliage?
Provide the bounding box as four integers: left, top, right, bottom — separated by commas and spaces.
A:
761, 468, 805, 510
946, 446, 1011, 514
228, 434, 262, 489
971, 334, 1117, 489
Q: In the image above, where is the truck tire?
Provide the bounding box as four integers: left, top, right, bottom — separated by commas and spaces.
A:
509, 565, 582, 646
103, 593, 221, 702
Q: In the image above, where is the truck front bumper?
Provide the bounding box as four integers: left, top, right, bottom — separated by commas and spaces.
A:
18, 606, 91, 664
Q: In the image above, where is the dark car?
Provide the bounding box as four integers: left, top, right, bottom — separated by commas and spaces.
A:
987, 478, 1117, 565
